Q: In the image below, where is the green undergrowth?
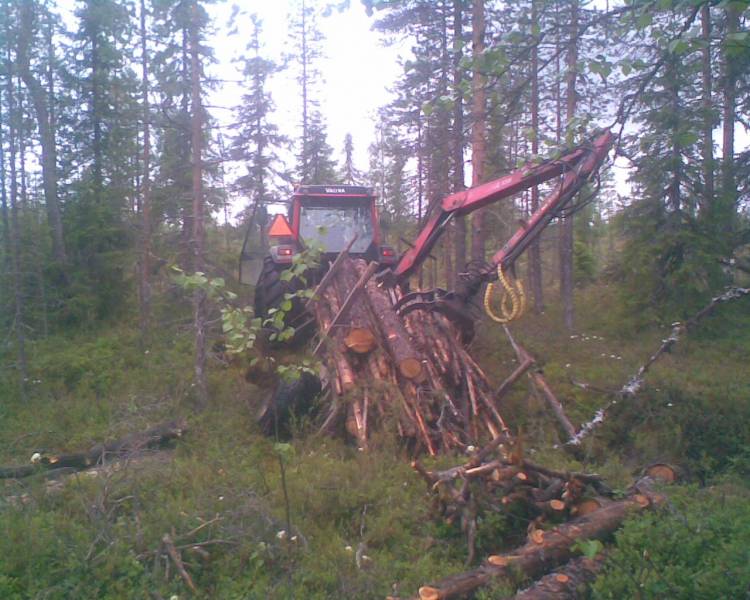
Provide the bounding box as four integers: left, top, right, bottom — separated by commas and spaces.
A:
591, 482, 750, 599
0, 326, 469, 599
1, 280, 749, 598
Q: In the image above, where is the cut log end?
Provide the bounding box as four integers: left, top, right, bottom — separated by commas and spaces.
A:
418, 586, 441, 600
399, 357, 424, 380
549, 499, 566, 511
645, 463, 677, 483
571, 498, 603, 516
487, 555, 510, 567
344, 328, 377, 354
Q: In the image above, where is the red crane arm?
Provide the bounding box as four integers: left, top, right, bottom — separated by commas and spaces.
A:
392, 130, 614, 283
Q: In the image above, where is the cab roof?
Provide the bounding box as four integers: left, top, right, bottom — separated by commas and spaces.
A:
293, 184, 374, 198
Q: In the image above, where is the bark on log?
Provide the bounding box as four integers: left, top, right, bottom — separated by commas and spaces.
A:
313, 261, 378, 356
362, 268, 424, 381
336, 259, 378, 354
0, 418, 188, 479
509, 554, 605, 600
406, 478, 665, 599
529, 371, 577, 441
304, 234, 358, 311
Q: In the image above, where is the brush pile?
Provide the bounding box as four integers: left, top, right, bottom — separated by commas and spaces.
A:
308, 257, 507, 453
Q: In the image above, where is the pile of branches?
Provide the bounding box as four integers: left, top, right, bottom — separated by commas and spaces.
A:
309, 257, 507, 454
400, 434, 675, 599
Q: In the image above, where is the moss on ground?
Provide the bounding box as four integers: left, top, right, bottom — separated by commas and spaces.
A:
1, 282, 749, 598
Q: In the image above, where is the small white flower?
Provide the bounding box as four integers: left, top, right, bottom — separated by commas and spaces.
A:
291, 535, 298, 542
218, 495, 224, 501
30, 452, 42, 464
345, 545, 353, 552
667, 402, 673, 407
170, 596, 179, 600
276, 530, 287, 540
466, 445, 477, 453
145, 349, 150, 354
565, 363, 571, 368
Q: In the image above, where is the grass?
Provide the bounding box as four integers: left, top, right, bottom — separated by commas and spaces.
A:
1, 279, 749, 598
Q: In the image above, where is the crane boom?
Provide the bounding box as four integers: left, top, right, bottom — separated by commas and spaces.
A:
391, 130, 614, 284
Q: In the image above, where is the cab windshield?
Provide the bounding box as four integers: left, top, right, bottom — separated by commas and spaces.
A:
299, 199, 374, 253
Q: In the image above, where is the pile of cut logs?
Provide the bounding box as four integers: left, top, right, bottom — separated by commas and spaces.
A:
401, 434, 676, 599
309, 256, 508, 453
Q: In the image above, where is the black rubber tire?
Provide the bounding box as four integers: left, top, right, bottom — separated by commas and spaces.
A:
254, 256, 313, 345
257, 371, 323, 437
254, 256, 286, 319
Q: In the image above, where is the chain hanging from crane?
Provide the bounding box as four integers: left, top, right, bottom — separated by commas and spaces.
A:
483, 264, 526, 323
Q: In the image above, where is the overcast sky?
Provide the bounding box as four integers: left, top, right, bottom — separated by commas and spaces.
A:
209, 0, 404, 214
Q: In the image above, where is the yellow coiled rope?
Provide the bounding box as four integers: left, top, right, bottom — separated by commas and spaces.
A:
483, 264, 526, 323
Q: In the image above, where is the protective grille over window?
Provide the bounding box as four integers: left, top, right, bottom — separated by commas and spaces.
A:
299, 201, 374, 253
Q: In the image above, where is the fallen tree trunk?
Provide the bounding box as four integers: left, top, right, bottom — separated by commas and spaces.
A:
0, 418, 188, 479
508, 554, 605, 600
569, 286, 750, 447
407, 478, 665, 600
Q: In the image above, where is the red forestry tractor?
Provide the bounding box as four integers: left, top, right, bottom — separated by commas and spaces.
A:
241, 130, 613, 341
240, 130, 614, 439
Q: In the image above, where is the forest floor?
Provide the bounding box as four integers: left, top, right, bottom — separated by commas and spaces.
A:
1, 282, 750, 599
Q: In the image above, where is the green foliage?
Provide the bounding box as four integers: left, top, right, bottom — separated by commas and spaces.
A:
591, 485, 750, 599
573, 239, 597, 285
614, 202, 728, 324
572, 538, 605, 559
173, 243, 321, 378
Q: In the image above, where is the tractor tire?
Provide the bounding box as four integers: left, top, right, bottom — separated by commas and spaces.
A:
254, 257, 313, 345
257, 371, 323, 437
254, 257, 287, 319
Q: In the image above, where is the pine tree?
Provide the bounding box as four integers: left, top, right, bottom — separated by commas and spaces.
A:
230, 14, 288, 249
289, 0, 336, 183
340, 133, 362, 184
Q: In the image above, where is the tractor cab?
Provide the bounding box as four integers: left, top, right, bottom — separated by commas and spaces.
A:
240, 184, 397, 320
240, 184, 396, 287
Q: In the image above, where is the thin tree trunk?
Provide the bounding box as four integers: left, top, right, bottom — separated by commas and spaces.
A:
720, 3, 739, 228
700, 5, 714, 213
91, 32, 103, 201
470, 0, 487, 263
528, 0, 544, 313
0, 91, 10, 276
559, 0, 578, 331
417, 114, 425, 289
667, 58, 682, 213
17, 1, 67, 267
180, 26, 193, 265
440, 1, 453, 290
452, 0, 467, 282
139, 0, 152, 340
189, 2, 207, 409
301, 0, 309, 179
6, 61, 29, 397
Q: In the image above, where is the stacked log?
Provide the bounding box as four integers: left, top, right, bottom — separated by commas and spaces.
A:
411, 433, 613, 563
310, 257, 509, 454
